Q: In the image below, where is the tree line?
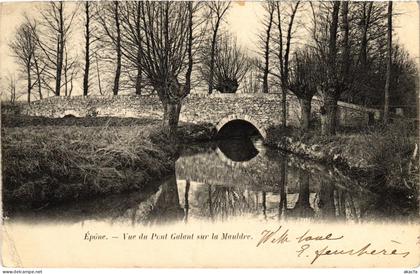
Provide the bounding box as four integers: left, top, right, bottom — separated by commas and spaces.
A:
7, 1, 418, 135
257, 1, 417, 134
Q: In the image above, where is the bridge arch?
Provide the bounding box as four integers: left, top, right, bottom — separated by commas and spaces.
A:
215, 114, 267, 140
61, 110, 81, 118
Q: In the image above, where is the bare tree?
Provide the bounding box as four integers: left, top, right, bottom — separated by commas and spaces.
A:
272, 1, 300, 127
32, 45, 44, 99
119, 2, 145, 95
310, 2, 342, 136
5, 74, 18, 104
137, 2, 199, 133
200, 33, 249, 93
307, 1, 403, 131
242, 58, 262, 94
346, 2, 387, 105
63, 46, 79, 97
82, 2, 100, 96
94, 51, 103, 95
389, 45, 419, 118
259, 1, 275, 93
359, 2, 374, 70
321, 1, 350, 136
383, 1, 392, 124
97, 1, 122, 96
288, 49, 319, 130
321, 2, 341, 136
82, 2, 91, 96
9, 17, 45, 101
204, 1, 231, 94
9, 20, 39, 103
213, 35, 249, 93
36, 2, 78, 96
21, 16, 47, 100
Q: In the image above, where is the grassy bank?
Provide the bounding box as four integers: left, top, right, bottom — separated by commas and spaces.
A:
265, 122, 419, 192
1, 115, 183, 213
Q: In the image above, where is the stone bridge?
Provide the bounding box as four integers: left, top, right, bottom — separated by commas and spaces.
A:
20, 93, 380, 139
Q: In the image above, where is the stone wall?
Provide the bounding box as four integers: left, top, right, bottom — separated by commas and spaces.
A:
18, 93, 381, 135
20, 95, 164, 120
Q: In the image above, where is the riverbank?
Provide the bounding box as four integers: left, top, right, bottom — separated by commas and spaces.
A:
1, 115, 181, 213
2, 114, 418, 214
265, 122, 419, 191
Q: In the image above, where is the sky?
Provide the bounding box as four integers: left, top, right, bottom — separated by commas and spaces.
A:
227, 1, 419, 58
0, 1, 419, 97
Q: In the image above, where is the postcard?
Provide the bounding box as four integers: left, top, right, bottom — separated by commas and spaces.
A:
1, 0, 419, 269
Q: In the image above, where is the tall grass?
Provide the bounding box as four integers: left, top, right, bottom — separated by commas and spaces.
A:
359, 122, 418, 189
2, 123, 177, 211
266, 119, 418, 190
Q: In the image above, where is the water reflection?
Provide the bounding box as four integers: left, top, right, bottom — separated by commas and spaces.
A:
216, 138, 259, 162
6, 137, 418, 224
175, 148, 345, 223
288, 170, 314, 219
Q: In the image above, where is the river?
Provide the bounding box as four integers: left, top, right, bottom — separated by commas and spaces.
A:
6, 137, 418, 225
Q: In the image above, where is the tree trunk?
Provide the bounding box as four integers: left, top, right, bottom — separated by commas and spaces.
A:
262, 191, 267, 218
208, 20, 220, 95
321, 94, 338, 136
83, 2, 90, 96
135, 68, 142, 95
208, 185, 213, 219
341, 1, 350, 83
135, 43, 142, 95
55, 3, 64, 96
292, 170, 313, 218
360, 2, 372, 69
321, 2, 340, 136
95, 53, 103, 95
279, 3, 299, 128
135, 3, 142, 96
69, 72, 74, 96
55, 37, 63, 96
328, 2, 340, 69
278, 157, 287, 218
262, 7, 273, 94
299, 97, 311, 131
318, 181, 336, 220
113, 1, 121, 96
64, 52, 68, 97
297, 170, 310, 208
281, 88, 287, 127
184, 179, 190, 222
64, 65, 68, 97
283, 2, 299, 86
384, 1, 392, 124
27, 65, 31, 104
162, 101, 182, 135
34, 59, 42, 99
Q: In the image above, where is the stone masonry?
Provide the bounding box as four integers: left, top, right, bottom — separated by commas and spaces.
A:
20, 93, 381, 139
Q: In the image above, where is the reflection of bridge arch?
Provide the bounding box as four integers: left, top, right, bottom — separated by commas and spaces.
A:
215, 114, 267, 140
214, 142, 267, 169
215, 147, 262, 168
